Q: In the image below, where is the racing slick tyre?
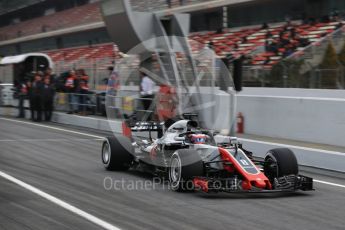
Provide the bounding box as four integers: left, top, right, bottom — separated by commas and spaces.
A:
102, 136, 134, 171
264, 148, 299, 180
169, 150, 204, 192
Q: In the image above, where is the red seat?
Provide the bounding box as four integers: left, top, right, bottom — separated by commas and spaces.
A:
0, 2, 102, 41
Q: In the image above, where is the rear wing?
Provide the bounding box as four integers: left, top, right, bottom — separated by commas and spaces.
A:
124, 120, 164, 139
182, 113, 199, 120
123, 113, 198, 138
130, 121, 164, 132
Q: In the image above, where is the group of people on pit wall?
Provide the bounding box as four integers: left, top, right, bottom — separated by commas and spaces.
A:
16, 68, 55, 122
64, 69, 90, 115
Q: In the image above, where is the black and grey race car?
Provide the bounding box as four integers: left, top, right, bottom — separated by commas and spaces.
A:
101, 117, 313, 193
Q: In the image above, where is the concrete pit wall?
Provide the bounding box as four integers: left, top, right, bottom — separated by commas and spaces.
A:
237, 88, 345, 147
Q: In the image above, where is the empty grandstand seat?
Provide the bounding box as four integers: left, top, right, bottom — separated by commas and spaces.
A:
44, 43, 116, 71
0, 2, 102, 41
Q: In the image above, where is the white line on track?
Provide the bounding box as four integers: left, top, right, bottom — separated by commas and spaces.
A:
239, 138, 345, 156
314, 180, 345, 189
0, 170, 121, 230
0, 117, 104, 139
0, 138, 104, 142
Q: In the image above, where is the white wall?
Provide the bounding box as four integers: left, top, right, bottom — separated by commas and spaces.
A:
237, 88, 345, 147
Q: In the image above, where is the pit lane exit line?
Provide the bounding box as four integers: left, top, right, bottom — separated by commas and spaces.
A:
0, 117, 104, 139
314, 180, 345, 189
0, 170, 122, 230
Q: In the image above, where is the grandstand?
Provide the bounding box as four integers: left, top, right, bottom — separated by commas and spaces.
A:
0, 0, 345, 89
0, 2, 101, 41
0, 0, 43, 14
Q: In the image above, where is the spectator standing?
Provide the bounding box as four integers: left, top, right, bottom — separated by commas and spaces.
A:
78, 79, 89, 115
0, 81, 3, 106
336, 21, 343, 30
261, 22, 269, 30
42, 78, 55, 121
76, 69, 90, 115
27, 81, 34, 120
107, 66, 120, 96
78, 69, 89, 83
106, 66, 120, 117
31, 72, 44, 122
140, 71, 156, 120
44, 67, 56, 85
16, 79, 28, 118
79, 69, 90, 116
65, 70, 77, 114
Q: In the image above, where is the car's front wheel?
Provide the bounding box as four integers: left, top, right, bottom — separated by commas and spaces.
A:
169, 149, 204, 192
264, 148, 299, 182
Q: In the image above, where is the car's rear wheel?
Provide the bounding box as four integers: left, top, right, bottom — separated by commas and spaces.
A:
102, 136, 134, 171
169, 149, 204, 192
264, 148, 299, 181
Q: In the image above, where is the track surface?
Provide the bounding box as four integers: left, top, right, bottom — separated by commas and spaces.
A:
1, 117, 345, 230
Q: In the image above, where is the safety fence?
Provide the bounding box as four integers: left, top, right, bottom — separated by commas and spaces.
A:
50, 49, 345, 90
54, 92, 105, 116
55, 88, 179, 122
242, 65, 345, 89
288, 25, 345, 69
240, 25, 345, 89
53, 92, 156, 119
53, 57, 115, 91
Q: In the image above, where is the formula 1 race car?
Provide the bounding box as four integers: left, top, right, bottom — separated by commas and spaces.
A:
101, 117, 313, 193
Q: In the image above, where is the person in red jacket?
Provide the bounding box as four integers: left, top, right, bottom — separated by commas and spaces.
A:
78, 69, 89, 82
74, 69, 90, 115
78, 79, 90, 115
65, 70, 77, 114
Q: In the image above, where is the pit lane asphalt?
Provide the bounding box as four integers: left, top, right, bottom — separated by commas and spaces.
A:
1, 117, 345, 230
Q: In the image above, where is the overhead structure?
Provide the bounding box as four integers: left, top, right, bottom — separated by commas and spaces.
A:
101, 0, 200, 111
0, 53, 53, 69
0, 52, 54, 85
101, 0, 235, 133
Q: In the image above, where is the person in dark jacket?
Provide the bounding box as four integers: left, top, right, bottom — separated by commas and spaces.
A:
15, 80, 28, 118
27, 81, 34, 120
31, 73, 44, 122
44, 67, 56, 86
77, 79, 90, 115
42, 78, 55, 121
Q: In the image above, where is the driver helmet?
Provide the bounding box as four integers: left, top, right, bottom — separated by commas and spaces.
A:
190, 134, 208, 144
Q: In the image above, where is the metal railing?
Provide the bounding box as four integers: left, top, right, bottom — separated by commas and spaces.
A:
105, 93, 156, 120
242, 65, 345, 89
287, 25, 345, 73
54, 92, 105, 115
130, 0, 217, 12
54, 92, 156, 118
53, 57, 115, 91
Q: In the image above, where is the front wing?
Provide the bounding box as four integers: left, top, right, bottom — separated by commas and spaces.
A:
193, 175, 314, 193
